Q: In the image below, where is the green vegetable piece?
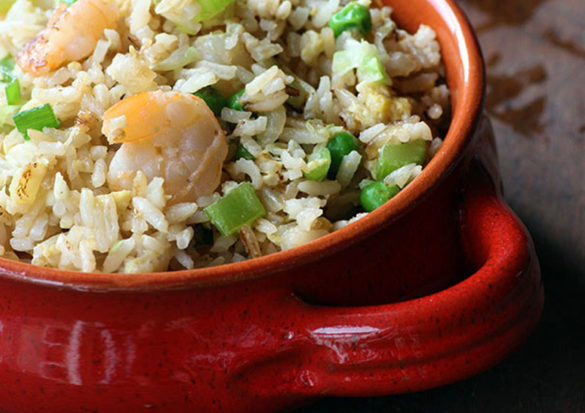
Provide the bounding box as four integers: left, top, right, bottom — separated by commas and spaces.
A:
0, 0, 16, 13
0, 56, 21, 105
196, 0, 235, 21
331, 39, 390, 84
193, 86, 226, 116
153, 46, 200, 71
193, 224, 214, 247
360, 182, 399, 212
12, 104, 60, 140
0, 55, 19, 105
0, 56, 15, 73
4, 78, 20, 105
236, 144, 255, 161
304, 147, 331, 181
226, 89, 245, 111
204, 182, 266, 236
61, 0, 77, 5
327, 131, 359, 179
329, 2, 372, 37
376, 140, 427, 180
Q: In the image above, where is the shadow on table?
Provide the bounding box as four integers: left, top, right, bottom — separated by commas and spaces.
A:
297, 216, 585, 412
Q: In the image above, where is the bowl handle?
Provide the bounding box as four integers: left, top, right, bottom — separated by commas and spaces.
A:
284, 159, 543, 397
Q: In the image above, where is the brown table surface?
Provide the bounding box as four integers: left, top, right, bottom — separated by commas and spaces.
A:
299, 0, 585, 410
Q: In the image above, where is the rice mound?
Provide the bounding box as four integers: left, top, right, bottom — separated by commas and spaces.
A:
0, 0, 450, 273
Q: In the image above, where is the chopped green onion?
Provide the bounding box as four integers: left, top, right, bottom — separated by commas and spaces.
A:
4, 78, 19, 105
236, 144, 255, 161
329, 2, 372, 38
193, 86, 226, 116
61, 0, 77, 4
12, 104, 60, 140
193, 224, 214, 247
376, 140, 427, 180
360, 182, 399, 212
227, 89, 245, 111
304, 147, 331, 181
204, 182, 266, 236
327, 131, 360, 179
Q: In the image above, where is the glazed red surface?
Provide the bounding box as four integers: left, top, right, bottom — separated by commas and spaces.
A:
0, 119, 543, 412
0, 0, 543, 411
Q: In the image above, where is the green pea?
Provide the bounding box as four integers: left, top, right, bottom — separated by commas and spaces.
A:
227, 89, 245, 111
360, 182, 399, 212
329, 3, 372, 38
327, 131, 360, 179
236, 143, 255, 161
193, 86, 226, 116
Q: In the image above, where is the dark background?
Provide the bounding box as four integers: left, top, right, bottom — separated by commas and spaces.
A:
299, 0, 585, 410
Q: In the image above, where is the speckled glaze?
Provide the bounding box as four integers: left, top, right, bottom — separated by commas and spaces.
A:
0, 0, 543, 411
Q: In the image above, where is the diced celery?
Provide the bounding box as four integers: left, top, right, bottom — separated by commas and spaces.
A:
153, 46, 200, 71
196, 0, 235, 21
0, 0, 15, 13
204, 182, 266, 236
304, 147, 331, 181
375, 140, 427, 180
332, 39, 390, 85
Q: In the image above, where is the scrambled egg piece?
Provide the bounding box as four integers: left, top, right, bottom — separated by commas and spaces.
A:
341, 82, 412, 131
357, 82, 411, 124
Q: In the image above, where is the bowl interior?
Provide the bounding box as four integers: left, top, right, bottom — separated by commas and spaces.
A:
0, 0, 484, 290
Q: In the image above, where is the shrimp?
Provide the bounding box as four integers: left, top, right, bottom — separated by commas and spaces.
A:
16, 0, 119, 75
102, 90, 228, 205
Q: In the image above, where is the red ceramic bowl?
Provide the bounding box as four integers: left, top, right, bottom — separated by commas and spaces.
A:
0, 0, 543, 411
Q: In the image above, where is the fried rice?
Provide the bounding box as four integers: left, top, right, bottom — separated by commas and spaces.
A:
0, 0, 450, 272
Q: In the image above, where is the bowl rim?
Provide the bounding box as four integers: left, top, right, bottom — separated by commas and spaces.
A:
0, 0, 485, 291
